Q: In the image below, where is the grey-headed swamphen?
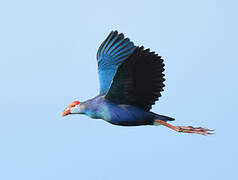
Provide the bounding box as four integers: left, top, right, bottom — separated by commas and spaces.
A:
62, 31, 214, 135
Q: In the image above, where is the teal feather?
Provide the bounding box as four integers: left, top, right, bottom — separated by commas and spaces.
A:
97, 31, 136, 94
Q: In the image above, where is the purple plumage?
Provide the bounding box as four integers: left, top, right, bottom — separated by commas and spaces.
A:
69, 95, 174, 126
62, 31, 214, 135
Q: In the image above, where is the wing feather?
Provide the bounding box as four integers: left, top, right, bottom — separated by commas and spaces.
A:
105, 46, 166, 111
97, 31, 136, 94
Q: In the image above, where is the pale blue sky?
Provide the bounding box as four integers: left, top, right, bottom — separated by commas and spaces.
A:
0, 0, 237, 179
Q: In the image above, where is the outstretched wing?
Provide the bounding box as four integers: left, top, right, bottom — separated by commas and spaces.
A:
97, 31, 136, 94
105, 46, 165, 111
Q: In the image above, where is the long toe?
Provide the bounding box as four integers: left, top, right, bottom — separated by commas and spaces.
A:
176, 126, 215, 135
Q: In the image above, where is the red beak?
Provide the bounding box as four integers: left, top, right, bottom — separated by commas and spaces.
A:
62, 108, 70, 117
62, 101, 79, 117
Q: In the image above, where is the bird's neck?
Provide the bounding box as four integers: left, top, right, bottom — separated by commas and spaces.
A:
82, 96, 104, 119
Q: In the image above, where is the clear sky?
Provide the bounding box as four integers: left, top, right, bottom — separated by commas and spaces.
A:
0, 0, 237, 179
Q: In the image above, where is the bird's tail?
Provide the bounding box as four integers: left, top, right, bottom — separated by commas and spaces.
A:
151, 113, 175, 125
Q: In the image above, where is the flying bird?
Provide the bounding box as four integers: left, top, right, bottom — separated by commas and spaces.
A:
62, 31, 214, 135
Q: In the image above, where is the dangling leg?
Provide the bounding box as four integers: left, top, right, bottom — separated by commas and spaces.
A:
155, 119, 214, 135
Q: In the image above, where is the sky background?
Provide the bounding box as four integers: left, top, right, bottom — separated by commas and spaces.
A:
0, 0, 237, 179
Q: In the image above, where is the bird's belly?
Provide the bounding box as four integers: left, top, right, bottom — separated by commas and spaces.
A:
100, 104, 154, 126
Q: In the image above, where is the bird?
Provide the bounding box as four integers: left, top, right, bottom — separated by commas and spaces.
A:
62, 30, 214, 135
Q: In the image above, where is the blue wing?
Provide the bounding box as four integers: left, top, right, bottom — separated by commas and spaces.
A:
97, 31, 136, 94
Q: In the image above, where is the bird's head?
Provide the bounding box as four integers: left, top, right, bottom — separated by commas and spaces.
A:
62, 101, 81, 117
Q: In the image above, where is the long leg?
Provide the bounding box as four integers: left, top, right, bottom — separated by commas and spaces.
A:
155, 119, 214, 135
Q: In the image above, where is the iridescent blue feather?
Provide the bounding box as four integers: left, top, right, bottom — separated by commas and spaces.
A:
97, 31, 136, 94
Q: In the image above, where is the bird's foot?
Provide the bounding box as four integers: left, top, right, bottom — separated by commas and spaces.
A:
154, 119, 215, 135
176, 126, 215, 135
